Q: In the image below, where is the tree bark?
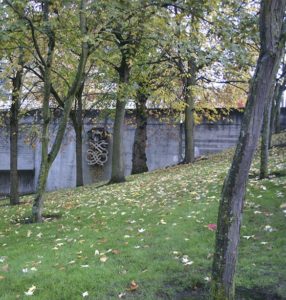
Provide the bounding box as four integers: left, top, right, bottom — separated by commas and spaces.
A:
75, 119, 84, 186
131, 89, 148, 175
9, 50, 24, 205
274, 81, 285, 133
184, 60, 197, 164
211, 1, 286, 299
269, 82, 280, 146
32, 0, 55, 222
70, 83, 84, 187
32, 0, 89, 222
110, 59, 130, 183
260, 84, 275, 179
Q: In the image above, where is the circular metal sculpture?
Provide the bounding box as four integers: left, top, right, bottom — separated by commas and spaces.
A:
86, 128, 109, 166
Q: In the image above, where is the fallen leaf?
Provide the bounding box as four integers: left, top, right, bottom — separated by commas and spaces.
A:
264, 225, 275, 232
100, 255, 108, 263
207, 224, 217, 231
82, 291, 89, 297
24, 285, 36, 296
0, 275, 5, 280
127, 280, 138, 291
112, 249, 120, 255
242, 235, 255, 240
118, 292, 126, 298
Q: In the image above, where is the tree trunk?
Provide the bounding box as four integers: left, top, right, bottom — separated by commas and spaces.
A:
110, 99, 127, 183
260, 89, 273, 179
70, 83, 84, 187
110, 60, 130, 183
184, 60, 197, 164
9, 55, 23, 205
131, 89, 148, 175
70, 113, 84, 187
269, 83, 280, 146
32, 0, 89, 222
211, 1, 286, 299
274, 83, 285, 133
31, 0, 55, 223
32, 159, 50, 222
75, 120, 83, 186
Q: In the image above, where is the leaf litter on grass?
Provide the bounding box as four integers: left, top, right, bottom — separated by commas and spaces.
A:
0, 133, 285, 299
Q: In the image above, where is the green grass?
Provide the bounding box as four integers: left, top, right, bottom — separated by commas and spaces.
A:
0, 133, 285, 299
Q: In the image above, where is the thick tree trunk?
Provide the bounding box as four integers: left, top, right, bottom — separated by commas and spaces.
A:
184, 60, 197, 164
211, 1, 286, 299
131, 90, 148, 175
110, 99, 127, 183
110, 61, 130, 183
32, 0, 89, 222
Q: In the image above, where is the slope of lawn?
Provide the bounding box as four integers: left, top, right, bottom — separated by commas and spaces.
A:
0, 133, 285, 300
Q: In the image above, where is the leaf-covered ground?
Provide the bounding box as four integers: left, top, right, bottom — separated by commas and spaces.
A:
0, 133, 285, 299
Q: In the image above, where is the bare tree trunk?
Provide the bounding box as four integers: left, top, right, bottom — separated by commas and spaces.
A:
131, 89, 148, 174
269, 83, 280, 146
260, 102, 271, 179
184, 62, 196, 163
211, 1, 286, 299
70, 83, 84, 187
110, 60, 130, 183
274, 82, 285, 133
75, 119, 83, 186
110, 99, 127, 183
9, 51, 24, 205
32, 0, 89, 222
260, 85, 274, 179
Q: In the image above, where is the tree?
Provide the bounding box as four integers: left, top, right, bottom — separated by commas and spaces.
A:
102, 1, 151, 183
32, 0, 89, 222
270, 59, 286, 136
211, 1, 286, 299
158, 1, 258, 164
9, 47, 24, 205
5, 0, 91, 222
131, 84, 149, 174
0, 2, 28, 205
260, 54, 286, 179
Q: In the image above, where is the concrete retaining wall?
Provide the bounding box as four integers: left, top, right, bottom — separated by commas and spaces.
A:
0, 109, 285, 195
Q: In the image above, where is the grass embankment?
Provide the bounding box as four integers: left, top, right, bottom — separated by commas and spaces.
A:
0, 133, 285, 300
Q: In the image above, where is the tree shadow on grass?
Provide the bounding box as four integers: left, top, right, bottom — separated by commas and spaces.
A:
11, 213, 62, 224
156, 283, 284, 300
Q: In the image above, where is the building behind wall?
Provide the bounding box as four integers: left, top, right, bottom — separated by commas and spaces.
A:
0, 108, 285, 196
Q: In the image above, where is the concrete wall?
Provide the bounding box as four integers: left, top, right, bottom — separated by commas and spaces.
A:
0, 109, 285, 195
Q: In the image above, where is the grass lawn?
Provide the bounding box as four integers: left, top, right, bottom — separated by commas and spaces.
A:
0, 133, 285, 299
